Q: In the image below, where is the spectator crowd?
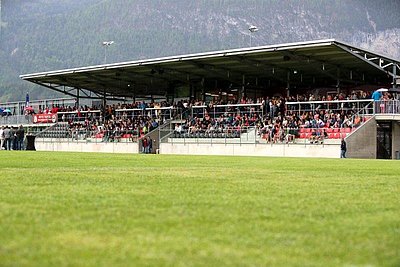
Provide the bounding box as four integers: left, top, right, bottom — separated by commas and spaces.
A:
2, 88, 398, 149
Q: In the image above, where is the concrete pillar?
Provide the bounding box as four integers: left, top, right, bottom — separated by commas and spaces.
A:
392, 121, 400, 159
201, 78, 205, 102
76, 88, 80, 108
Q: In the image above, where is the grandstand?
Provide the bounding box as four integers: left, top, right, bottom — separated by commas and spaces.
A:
15, 39, 400, 159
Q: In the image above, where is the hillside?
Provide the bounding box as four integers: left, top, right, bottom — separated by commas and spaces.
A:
0, 0, 399, 101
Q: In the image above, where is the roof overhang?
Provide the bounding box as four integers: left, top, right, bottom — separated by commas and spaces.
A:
20, 39, 400, 99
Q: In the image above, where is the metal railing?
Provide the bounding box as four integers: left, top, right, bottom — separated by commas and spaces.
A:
115, 106, 178, 121
34, 124, 140, 144
160, 125, 259, 145
0, 115, 33, 125
0, 97, 76, 116
373, 100, 400, 114
191, 103, 264, 120
286, 99, 373, 114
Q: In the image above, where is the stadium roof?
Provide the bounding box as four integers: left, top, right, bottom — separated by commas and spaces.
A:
20, 39, 400, 99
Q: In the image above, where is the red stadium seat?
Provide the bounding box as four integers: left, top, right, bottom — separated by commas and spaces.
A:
333, 128, 340, 133
299, 128, 306, 133
326, 128, 333, 133
345, 128, 352, 133
300, 133, 306, 139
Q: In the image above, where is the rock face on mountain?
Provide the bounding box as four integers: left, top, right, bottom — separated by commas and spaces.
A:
0, 0, 399, 101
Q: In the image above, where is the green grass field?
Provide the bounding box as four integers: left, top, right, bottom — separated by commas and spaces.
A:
0, 152, 399, 267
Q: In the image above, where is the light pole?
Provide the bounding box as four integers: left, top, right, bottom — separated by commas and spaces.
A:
248, 25, 258, 47
102, 41, 114, 64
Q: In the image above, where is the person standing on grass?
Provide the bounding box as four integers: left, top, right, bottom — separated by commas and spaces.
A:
3, 126, 12, 150
0, 126, 4, 150
16, 125, 25, 150
340, 138, 347, 158
147, 136, 152, 154
142, 137, 148, 154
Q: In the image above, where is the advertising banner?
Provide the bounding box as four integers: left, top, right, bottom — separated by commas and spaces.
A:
33, 113, 57, 124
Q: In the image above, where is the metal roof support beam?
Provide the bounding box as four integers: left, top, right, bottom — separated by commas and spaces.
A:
76, 88, 80, 107
201, 77, 205, 102
150, 66, 202, 83
231, 56, 289, 84
233, 55, 288, 73
60, 84, 80, 95
31, 80, 109, 100
241, 75, 245, 100
83, 73, 121, 88
186, 60, 242, 85
282, 51, 361, 84
56, 75, 98, 89
83, 72, 129, 84
77, 89, 97, 98
336, 43, 396, 78
29, 81, 78, 98
120, 68, 174, 84
103, 89, 107, 108
73, 87, 106, 99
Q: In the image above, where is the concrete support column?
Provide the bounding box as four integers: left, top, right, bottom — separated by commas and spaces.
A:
102, 90, 107, 108
201, 78, 205, 102
189, 84, 194, 101
392, 121, 400, 159
241, 74, 245, 100
76, 88, 80, 108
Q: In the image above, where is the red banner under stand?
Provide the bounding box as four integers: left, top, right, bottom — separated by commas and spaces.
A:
33, 114, 58, 124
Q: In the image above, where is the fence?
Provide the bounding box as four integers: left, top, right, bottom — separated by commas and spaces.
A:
285, 99, 373, 114
57, 110, 102, 124
0, 97, 75, 116
374, 100, 400, 114
34, 123, 139, 145
160, 125, 260, 145
191, 103, 264, 120
0, 115, 33, 125
115, 106, 179, 122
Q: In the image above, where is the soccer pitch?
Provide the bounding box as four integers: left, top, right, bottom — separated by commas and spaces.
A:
0, 152, 399, 267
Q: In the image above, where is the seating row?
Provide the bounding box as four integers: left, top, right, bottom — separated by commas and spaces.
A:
298, 127, 352, 134
299, 132, 347, 139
